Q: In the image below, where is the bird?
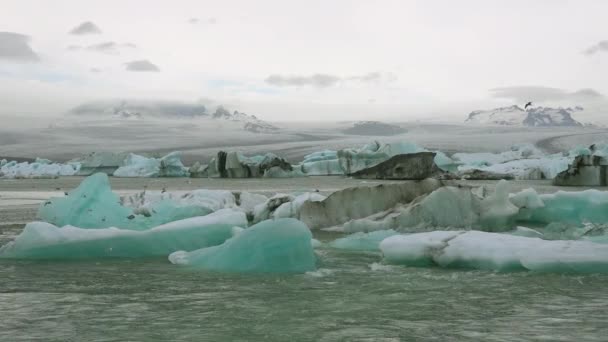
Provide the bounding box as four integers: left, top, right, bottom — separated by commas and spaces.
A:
524, 101, 533, 110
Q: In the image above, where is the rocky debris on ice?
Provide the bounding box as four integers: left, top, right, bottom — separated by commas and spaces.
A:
0, 209, 247, 259
113, 151, 189, 177
0, 159, 80, 179
299, 179, 444, 230
380, 230, 608, 273
252, 192, 326, 224
341, 121, 407, 136
465, 105, 583, 127
457, 169, 514, 180
553, 142, 608, 186
206, 151, 297, 178
350, 152, 445, 180
169, 218, 316, 274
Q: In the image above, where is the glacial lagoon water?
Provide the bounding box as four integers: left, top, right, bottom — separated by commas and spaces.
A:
2, 177, 608, 341
1, 228, 608, 342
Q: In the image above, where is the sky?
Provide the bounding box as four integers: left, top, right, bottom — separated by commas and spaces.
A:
1, 0, 607, 121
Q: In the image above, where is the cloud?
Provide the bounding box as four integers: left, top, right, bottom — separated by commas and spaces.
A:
265, 72, 396, 88
489, 86, 604, 103
69, 21, 102, 35
583, 40, 608, 55
85, 42, 136, 54
90, 67, 101, 73
188, 17, 217, 25
67, 42, 136, 54
125, 59, 160, 72
0, 32, 40, 62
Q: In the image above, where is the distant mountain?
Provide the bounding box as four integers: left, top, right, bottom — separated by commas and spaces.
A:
342, 121, 407, 136
69, 100, 278, 133
465, 105, 583, 127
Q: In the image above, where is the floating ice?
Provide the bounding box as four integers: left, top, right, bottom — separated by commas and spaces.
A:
169, 218, 316, 274
329, 230, 397, 251
70, 151, 128, 176
300, 150, 342, 176
0, 209, 247, 259
0, 159, 80, 179
38, 173, 210, 230
113, 151, 189, 177
516, 189, 608, 225
380, 231, 608, 273
206, 151, 295, 178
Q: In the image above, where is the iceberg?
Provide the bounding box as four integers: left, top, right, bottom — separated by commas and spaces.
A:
329, 230, 397, 251
299, 179, 443, 230
169, 218, 316, 274
69, 151, 128, 176
451, 144, 575, 180
0, 209, 248, 259
113, 151, 189, 177
0, 159, 80, 179
517, 189, 608, 225
380, 231, 608, 273
206, 151, 294, 178
300, 150, 343, 176
338, 141, 426, 175
38, 173, 211, 230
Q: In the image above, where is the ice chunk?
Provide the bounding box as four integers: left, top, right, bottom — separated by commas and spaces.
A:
381, 231, 608, 273
0, 159, 80, 179
70, 151, 128, 176
299, 179, 443, 230
169, 218, 316, 274
301, 159, 343, 176
0, 209, 248, 259
206, 151, 294, 178
38, 173, 210, 230
519, 189, 608, 225
272, 192, 326, 220
329, 229, 397, 251
113, 151, 189, 177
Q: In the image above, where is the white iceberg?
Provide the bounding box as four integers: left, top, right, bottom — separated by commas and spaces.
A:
380, 230, 608, 273
0, 159, 80, 179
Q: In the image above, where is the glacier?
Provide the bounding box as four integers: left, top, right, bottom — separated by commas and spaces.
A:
0, 209, 247, 259
380, 231, 608, 273
169, 218, 316, 274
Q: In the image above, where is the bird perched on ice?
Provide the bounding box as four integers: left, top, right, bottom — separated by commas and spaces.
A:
524, 101, 533, 110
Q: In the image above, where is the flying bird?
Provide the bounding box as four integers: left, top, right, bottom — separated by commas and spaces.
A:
524, 101, 533, 110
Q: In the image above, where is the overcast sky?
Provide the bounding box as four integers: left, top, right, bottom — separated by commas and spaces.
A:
1, 0, 607, 121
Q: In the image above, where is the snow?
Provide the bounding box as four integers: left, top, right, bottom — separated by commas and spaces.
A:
380, 230, 608, 273
169, 218, 316, 274
465, 105, 583, 127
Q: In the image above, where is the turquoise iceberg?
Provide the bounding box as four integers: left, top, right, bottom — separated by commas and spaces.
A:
0, 209, 247, 259
169, 218, 316, 274
37, 173, 211, 230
